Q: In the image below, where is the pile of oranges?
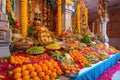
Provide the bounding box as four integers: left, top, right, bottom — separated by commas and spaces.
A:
13, 59, 62, 80
10, 56, 30, 65
69, 51, 89, 67
61, 63, 80, 74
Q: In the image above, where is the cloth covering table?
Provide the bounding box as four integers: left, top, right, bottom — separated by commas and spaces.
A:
70, 52, 120, 80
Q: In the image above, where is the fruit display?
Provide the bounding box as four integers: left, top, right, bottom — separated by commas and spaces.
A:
69, 50, 90, 67
104, 46, 119, 55
10, 56, 30, 65
50, 51, 80, 77
50, 51, 74, 65
0, 41, 119, 80
13, 38, 33, 50
109, 46, 119, 53
38, 26, 53, 44
84, 53, 99, 64
2, 0, 120, 80
46, 43, 61, 50
26, 46, 45, 54
13, 59, 62, 80
98, 51, 109, 60
61, 63, 80, 77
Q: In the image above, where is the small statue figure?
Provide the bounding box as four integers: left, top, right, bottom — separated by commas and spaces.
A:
33, 5, 42, 26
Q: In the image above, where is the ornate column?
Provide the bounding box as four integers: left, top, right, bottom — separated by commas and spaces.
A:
97, 0, 109, 46
1, 0, 6, 14
62, 1, 74, 32
101, 18, 109, 46
0, 0, 11, 58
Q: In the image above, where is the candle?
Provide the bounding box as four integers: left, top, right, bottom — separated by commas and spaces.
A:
57, 0, 62, 35
76, 3, 81, 35
21, 0, 28, 37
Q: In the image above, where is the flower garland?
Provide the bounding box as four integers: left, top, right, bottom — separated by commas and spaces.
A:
7, 0, 20, 33
97, 0, 109, 37
98, 0, 109, 21
27, 0, 34, 25
6, 0, 12, 14
21, 0, 28, 37
79, 0, 89, 35
57, 0, 62, 35
85, 8, 88, 27
43, 0, 51, 27
76, 3, 81, 35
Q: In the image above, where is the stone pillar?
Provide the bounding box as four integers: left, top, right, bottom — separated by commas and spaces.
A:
62, 4, 74, 32
101, 17, 109, 46
1, 0, 6, 14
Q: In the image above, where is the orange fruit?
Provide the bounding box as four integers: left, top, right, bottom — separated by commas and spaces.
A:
42, 65, 48, 72
44, 60, 49, 64
57, 69, 62, 75
33, 63, 38, 67
55, 66, 60, 69
52, 62, 58, 67
51, 72, 57, 79
19, 61, 23, 65
36, 66, 42, 73
28, 67, 35, 72
50, 59, 54, 63
46, 70, 52, 75
27, 64, 33, 68
43, 75, 50, 80
48, 65, 53, 70
16, 78, 22, 80
35, 65, 41, 69
30, 71, 37, 77
39, 71, 45, 77
22, 70, 29, 76
14, 72, 21, 79
46, 62, 52, 67
33, 76, 40, 80
38, 61, 43, 66
21, 65, 27, 71
52, 69, 56, 72
22, 75, 30, 80
14, 67, 21, 73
